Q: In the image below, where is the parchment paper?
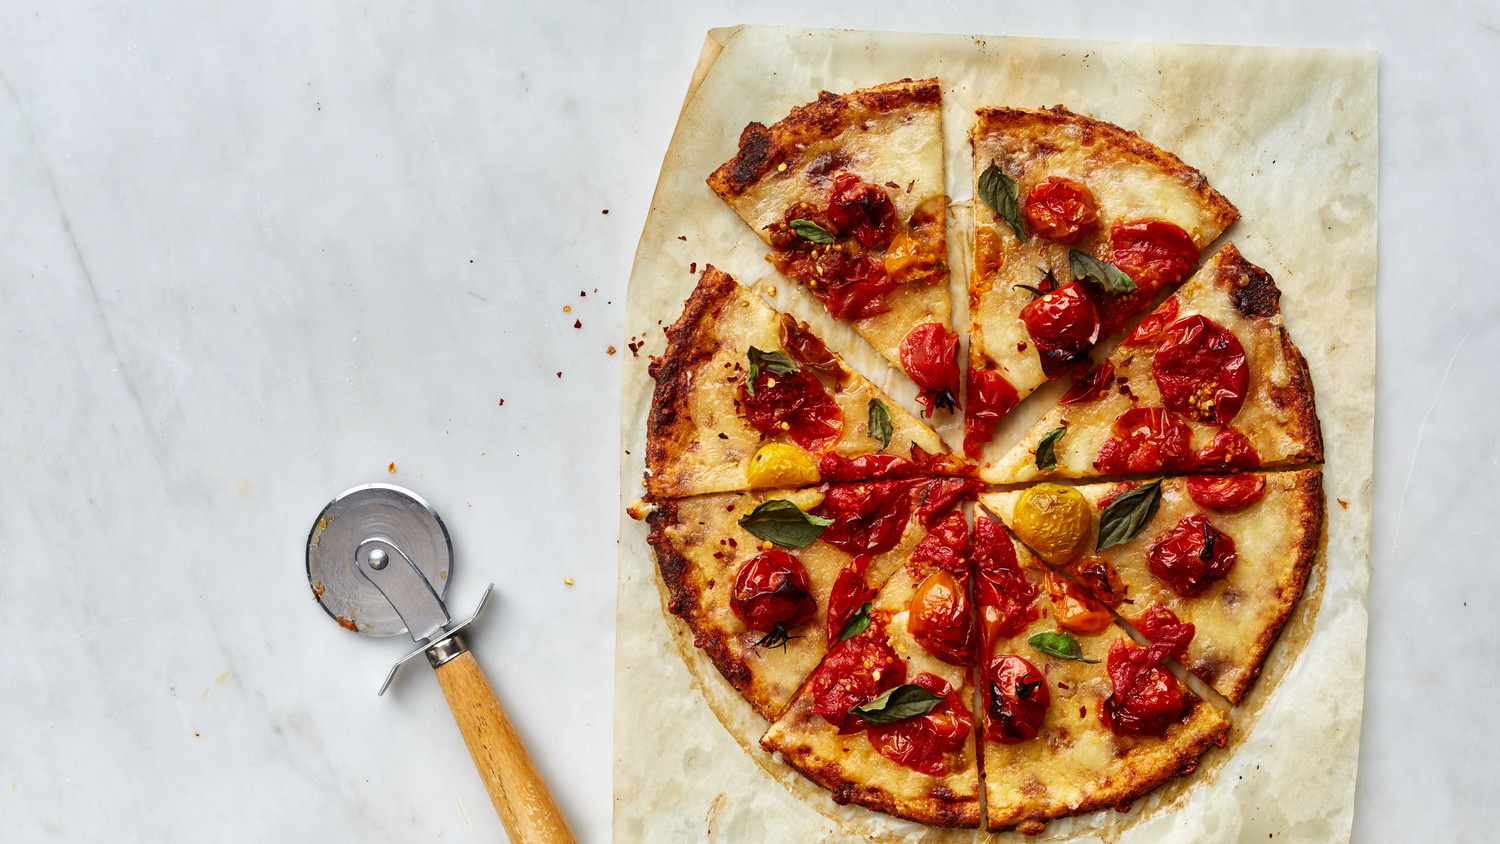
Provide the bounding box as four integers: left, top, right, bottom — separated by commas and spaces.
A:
615, 26, 1375, 843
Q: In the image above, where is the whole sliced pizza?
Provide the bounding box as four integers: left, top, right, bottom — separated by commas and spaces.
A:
631, 79, 1328, 835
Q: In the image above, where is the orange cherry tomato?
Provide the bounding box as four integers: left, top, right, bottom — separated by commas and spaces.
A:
1044, 570, 1113, 634
1024, 176, 1100, 243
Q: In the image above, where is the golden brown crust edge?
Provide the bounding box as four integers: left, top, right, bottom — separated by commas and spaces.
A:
707, 78, 942, 199
763, 699, 981, 828
1210, 468, 1326, 704
644, 496, 786, 722
987, 700, 1229, 833
972, 104, 1240, 235
644, 266, 739, 498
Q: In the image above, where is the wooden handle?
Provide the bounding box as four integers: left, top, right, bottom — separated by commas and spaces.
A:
433, 651, 576, 844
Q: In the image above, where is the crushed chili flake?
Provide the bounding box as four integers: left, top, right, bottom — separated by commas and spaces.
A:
628, 342, 641, 357
579, 290, 586, 297
556, 372, 562, 378
574, 319, 582, 328
678, 235, 687, 241
717, 432, 728, 439
689, 262, 697, 274
885, 181, 900, 189
498, 399, 505, 406
563, 305, 572, 313
607, 345, 617, 355
387, 462, 396, 473
1337, 499, 1348, 509
602, 209, 609, 214
906, 179, 914, 193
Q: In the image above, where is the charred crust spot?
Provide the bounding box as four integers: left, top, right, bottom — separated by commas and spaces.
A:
1229, 263, 1282, 319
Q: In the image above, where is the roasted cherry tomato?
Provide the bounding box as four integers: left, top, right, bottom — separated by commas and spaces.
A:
1024, 176, 1100, 243
741, 366, 844, 452
1123, 298, 1179, 346
911, 476, 984, 528
1130, 604, 1196, 655
827, 172, 899, 249
1044, 570, 1113, 634
826, 555, 877, 643
911, 509, 972, 576
1020, 281, 1102, 378
1094, 407, 1193, 474
817, 480, 916, 556
1185, 473, 1267, 510
963, 365, 1020, 458
809, 630, 907, 730
778, 313, 844, 378
1192, 426, 1260, 471
1068, 555, 1128, 608
984, 655, 1050, 744
730, 550, 816, 631
900, 322, 960, 416
746, 442, 821, 488
1101, 220, 1198, 331
1147, 514, 1237, 598
1099, 639, 1186, 738
1152, 315, 1249, 424
973, 517, 1041, 646
909, 570, 976, 666
807, 250, 898, 321
866, 672, 972, 775
1059, 360, 1115, 406
818, 452, 918, 482
1011, 483, 1092, 563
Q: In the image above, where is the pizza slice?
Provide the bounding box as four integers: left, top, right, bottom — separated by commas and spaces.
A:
641, 476, 982, 720
984, 243, 1323, 484
965, 105, 1240, 457
759, 503, 981, 827
981, 469, 1323, 703
646, 266, 969, 499
971, 514, 1229, 834
707, 79, 960, 416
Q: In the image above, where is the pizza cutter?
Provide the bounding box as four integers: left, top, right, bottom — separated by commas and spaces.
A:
306, 483, 575, 844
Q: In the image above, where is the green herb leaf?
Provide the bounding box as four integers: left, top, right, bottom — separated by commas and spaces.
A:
851, 684, 945, 725
837, 602, 872, 642
867, 399, 893, 450
790, 218, 835, 244
745, 347, 797, 396
1028, 631, 1100, 663
1069, 249, 1137, 295
738, 499, 834, 548
1096, 480, 1163, 552
1035, 426, 1067, 471
977, 162, 1029, 245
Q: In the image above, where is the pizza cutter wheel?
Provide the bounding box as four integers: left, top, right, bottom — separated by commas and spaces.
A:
307, 483, 575, 844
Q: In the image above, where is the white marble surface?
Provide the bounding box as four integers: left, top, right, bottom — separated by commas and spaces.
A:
0, 2, 1493, 842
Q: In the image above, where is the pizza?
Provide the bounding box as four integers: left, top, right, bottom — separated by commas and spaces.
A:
980, 469, 1324, 703
707, 79, 960, 416
645, 265, 970, 499
965, 106, 1239, 457
633, 83, 1328, 837
985, 243, 1323, 484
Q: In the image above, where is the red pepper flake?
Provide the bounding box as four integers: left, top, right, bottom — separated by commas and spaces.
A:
607, 345, 617, 355
574, 319, 582, 329
602, 209, 609, 214
689, 261, 697, 274
628, 341, 641, 357
906, 179, 914, 193
1017, 341, 1028, 352
556, 371, 562, 378
678, 235, 687, 241
727, 537, 736, 547
337, 616, 359, 632
1337, 499, 1348, 509
387, 462, 396, 473
498, 399, 505, 406
884, 181, 900, 189
579, 290, 586, 297
717, 432, 728, 439
1079, 706, 1087, 718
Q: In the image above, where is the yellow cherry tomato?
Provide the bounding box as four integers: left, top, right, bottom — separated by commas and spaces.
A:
746, 443, 820, 488
1011, 483, 1092, 563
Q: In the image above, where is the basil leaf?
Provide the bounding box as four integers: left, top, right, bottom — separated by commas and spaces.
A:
745, 347, 797, 397
1035, 426, 1067, 471
977, 162, 1029, 244
738, 499, 834, 548
1028, 631, 1100, 664
837, 602, 872, 642
790, 218, 835, 244
1096, 480, 1163, 552
1069, 249, 1137, 295
851, 684, 944, 725
867, 399, 893, 450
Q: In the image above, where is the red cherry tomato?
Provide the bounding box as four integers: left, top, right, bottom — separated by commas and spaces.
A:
741, 366, 844, 452
826, 555, 877, 643
826, 172, 899, 249
900, 323, 960, 416
1094, 407, 1193, 474
1099, 640, 1186, 738
910, 509, 972, 576
1152, 315, 1249, 425
963, 366, 1020, 458
778, 313, 843, 378
730, 550, 816, 631
1068, 555, 1127, 608
984, 655, 1050, 744
815, 453, 976, 485
1193, 426, 1261, 471
1123, 297, 1180, 346
809, 629, 907, 730
1044, 570, 1114, 634
1020, 281, 1102, 378
1059, 360, 1115, 406
1130, 604, 1196, 659
911, 476, 984, 528
866, 672, 972, 775
973, 517, 1041, 645
817, 480, 917, 556
1185, 473, 1267, 510
909, 570, 976, 666
1147, 514, 1237, 598
1024, 177, 1099, 243
1100, 220, 1198, 331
